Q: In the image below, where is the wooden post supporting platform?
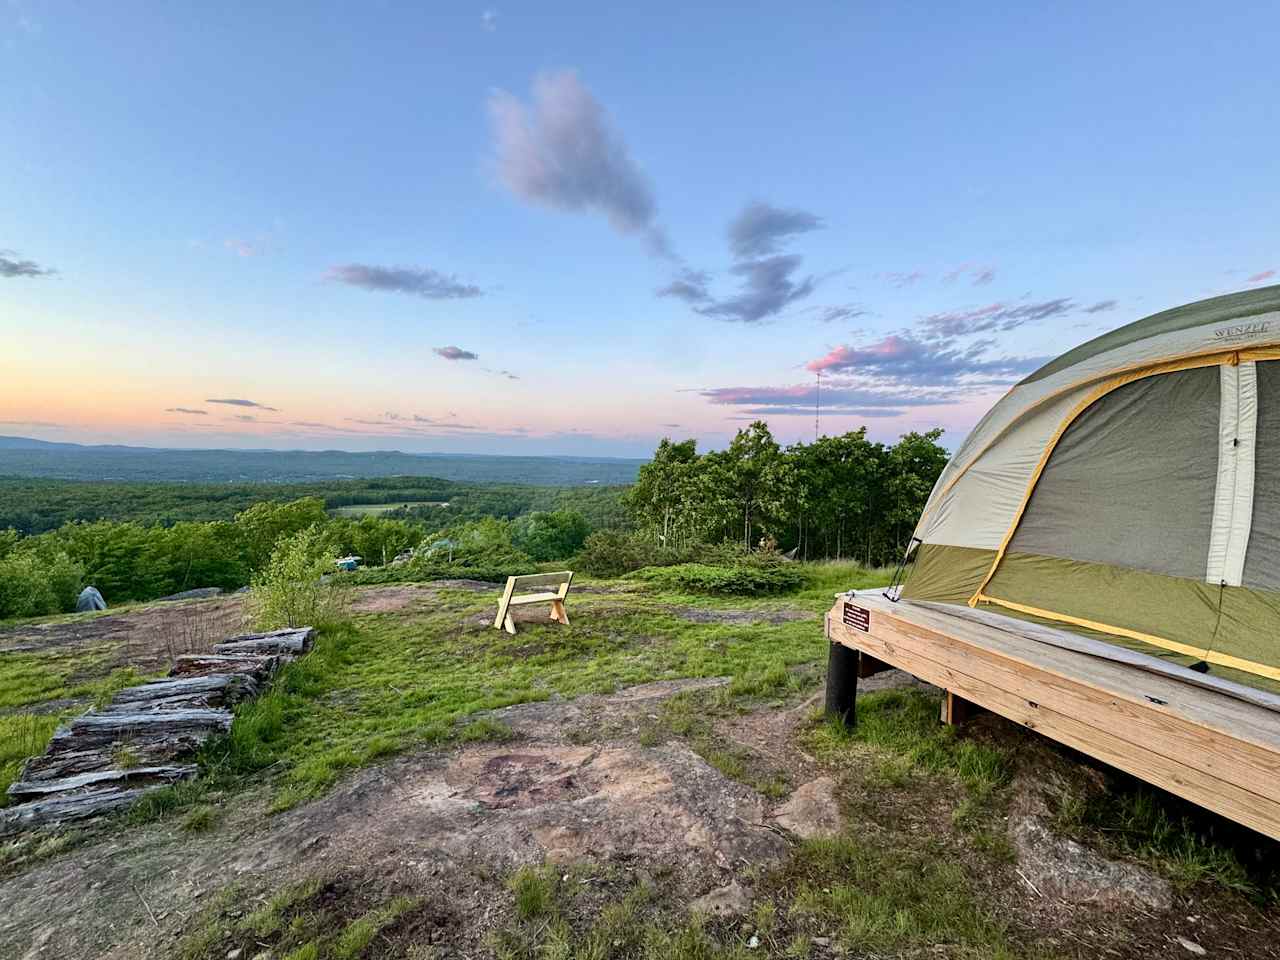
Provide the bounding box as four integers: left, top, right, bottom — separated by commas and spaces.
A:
940, 690, 981, 727
825, 640, 859, 728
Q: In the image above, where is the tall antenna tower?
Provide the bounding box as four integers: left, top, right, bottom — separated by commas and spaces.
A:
814, 369, 821, 441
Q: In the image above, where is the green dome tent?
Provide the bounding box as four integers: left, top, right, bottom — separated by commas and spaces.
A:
902, 285, 1280, 691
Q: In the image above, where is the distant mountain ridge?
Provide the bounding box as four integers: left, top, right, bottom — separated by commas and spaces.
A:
0, 437, 645, 486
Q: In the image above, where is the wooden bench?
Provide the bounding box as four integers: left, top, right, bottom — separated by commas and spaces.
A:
494, 571, 574, 635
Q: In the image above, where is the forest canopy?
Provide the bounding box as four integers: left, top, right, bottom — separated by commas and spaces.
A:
0, 422, 949, 619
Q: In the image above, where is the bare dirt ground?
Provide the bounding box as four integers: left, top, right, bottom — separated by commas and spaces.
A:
0, 678, 792, 959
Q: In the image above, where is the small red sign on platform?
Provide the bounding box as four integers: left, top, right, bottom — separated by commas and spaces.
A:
842, 601, 870, 631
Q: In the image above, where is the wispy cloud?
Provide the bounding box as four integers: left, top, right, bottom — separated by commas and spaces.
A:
811, 304, 869, 324
434, 345, 479, 361
165, 407, 208, 415
658, 201, 823, 324
206, 398, 280, 412
481, 8, 498, 31
1248, 269, 1276, 284
880, 270, 926, 288
701, 383, 943, 418
919, 298, 1074, 339
327, 264, 483, 300
1083, 299, 1118, 314
941, 263, 996, 286
0, 250, 55, 278
490, 70, 667, 255
806, 333, 1046, 387
727, 201, 823, 258
692, 256, 818, 324
0, 419, 62, 428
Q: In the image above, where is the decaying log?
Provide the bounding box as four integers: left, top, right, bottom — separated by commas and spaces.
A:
0, 787, 147, 836
101, 675, 260, 713
7, 765, 197, 802
17, 741, 189, 783
46, 709, 233, 755
170, 653, 279, 679
212, 627, 314, 656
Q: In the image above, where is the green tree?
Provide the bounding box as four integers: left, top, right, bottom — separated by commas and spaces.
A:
719, 422, 785, 549
235, 497, 329, 571
623, 438, 700, 546
511, 509, 592, 561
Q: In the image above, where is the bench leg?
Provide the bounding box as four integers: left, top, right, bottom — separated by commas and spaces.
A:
550, 599, 569, 625
503, 612, 517, 635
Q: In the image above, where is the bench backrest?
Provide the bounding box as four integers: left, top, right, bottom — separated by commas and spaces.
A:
507, 571, 574, 594
495, 571, 573, 629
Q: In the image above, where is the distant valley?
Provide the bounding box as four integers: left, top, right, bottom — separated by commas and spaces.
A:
0, 436, 645, 486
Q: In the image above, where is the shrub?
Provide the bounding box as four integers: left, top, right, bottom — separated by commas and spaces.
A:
511, 509, 592, 562
572, 530, 707, 578
250, 526, 350, 630
0, 551, 83, 619
633, 558, 805, 595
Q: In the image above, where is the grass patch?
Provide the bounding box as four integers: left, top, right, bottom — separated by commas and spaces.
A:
190, 575, 855, 811
508, 864, 559, 920
490, 839, 1034, 960
35, 565, 891, 822
0, 712, 62, 805
177, 875, 423, 960
181, 805, 219, 833
0, 647, 116, 710
457, 716, 515, 743
808, 688, 1011, 806
1060, 785, 1261, 895
778, 834, 1019, 955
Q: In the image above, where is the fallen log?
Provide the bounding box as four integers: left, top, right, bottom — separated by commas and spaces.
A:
46, 709, 233, 756
212, 627, 314, 656
0, 787, 147, 836
105, 674, 260, 711
7, 765, 197, 802
170, 653, 279, 679
17, 742, 190, 783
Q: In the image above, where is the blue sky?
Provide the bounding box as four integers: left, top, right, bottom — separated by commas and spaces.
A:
3, 1, 1279, 456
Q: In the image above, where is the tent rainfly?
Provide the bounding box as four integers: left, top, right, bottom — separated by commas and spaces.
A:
903, 285, 1280, 692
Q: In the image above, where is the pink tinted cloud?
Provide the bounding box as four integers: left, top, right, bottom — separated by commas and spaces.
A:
1248, 269, 1276, 283
806, 335, 911, 373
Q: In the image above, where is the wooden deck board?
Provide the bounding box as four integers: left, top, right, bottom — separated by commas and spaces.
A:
827, 592, 1280, 841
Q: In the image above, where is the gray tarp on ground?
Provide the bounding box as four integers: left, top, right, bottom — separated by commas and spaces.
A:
1008, 366, 1220, 580
75, 586, 106, 612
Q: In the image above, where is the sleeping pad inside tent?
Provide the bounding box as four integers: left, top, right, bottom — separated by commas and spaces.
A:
902, 284, 1280, 694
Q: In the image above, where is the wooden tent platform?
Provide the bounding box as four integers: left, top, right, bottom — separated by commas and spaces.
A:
826, 592, 1280, 841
